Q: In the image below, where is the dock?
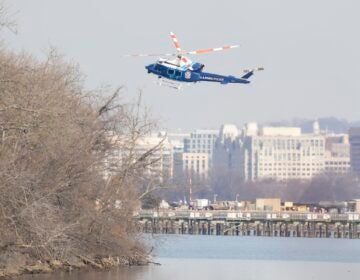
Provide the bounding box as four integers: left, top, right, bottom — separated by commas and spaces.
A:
136, 210, 360, 238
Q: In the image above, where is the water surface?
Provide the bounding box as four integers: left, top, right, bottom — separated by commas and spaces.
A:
17, 235, 360, 280
150, 234, 360, 262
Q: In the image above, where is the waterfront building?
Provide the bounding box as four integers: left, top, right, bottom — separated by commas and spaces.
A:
213, 124, 243, 173
184, 129, 218, 166
212, 122, 354, 181
182, 152, 209, 180
137, 133, 173, 180
240, 123, 326, 181
352, 199, 360, 213
324, 134, 350, 174
167, 131, 190, 154
349, 127, 360, 175
167, 131, 190, 180
106, 132, 173, 181
256, 198, 281, 211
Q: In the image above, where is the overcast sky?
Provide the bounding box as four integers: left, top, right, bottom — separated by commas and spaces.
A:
3, 0, 360, 130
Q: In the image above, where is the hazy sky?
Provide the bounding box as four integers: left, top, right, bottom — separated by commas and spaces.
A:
3, 0, 360, 130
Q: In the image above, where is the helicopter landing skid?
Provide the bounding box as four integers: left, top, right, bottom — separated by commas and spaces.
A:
155, 78, 183, 90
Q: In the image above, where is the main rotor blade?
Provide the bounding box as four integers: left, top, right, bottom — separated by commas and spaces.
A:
180, 56, 193, 69
185, 45, 239, 55
170, 32, 182, 53
122, 53, 176, 58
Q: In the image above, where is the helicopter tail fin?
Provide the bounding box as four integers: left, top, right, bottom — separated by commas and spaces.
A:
241, 67, 264, 79
241, 71, 254, 79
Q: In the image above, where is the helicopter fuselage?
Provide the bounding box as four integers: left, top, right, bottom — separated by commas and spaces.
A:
145, 60, 250, 85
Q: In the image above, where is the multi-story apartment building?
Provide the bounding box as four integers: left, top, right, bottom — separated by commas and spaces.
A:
182, 152, 209, 180
167, 132, 190, 180
213, 124, 243, 171
167, 130, 216, 181
324, 134, 350, 174
349, 127, 360, 175
241, 125, 326, 181
184, 129, 218, 165
167, 132, 190, 154
136, 133, 173, 180
106, 132, 173, 181
214, 122, 353, 181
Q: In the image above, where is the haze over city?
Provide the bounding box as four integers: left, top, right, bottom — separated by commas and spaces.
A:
4, 0, 360, 129
2, 1, 360, 280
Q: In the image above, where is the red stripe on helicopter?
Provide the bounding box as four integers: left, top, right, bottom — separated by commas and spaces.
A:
196, 48, 214, 54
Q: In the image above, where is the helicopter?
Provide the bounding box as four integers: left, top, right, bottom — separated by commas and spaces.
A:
124, 32, 263, 89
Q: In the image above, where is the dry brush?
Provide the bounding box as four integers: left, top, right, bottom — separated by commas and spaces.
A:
0, 49, 161, 275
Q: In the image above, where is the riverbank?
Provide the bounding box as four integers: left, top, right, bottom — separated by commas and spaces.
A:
0, 252, 151, 279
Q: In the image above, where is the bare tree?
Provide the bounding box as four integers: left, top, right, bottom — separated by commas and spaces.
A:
0, 1, 16, 33
0, 46, 164, 273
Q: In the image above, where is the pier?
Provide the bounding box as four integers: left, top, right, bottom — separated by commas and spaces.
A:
136, 210, 360, 238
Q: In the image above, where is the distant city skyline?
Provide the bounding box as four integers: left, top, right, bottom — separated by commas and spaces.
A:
166, 117, 360, 134
146, 121, 353, 182
3, 0, 360, 130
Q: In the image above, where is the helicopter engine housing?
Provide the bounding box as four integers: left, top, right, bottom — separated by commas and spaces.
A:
191, 63, 205, 72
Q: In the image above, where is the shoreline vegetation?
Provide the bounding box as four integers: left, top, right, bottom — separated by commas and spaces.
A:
0, 253, 153, 279
0, 3, 162, 278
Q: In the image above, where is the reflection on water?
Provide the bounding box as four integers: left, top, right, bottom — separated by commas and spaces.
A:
16, 235, 360, 280
16, 267, 146, 280
15, 260, 360, 280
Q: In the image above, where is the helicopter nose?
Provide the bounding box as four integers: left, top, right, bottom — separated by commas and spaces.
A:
145, 65, 152, 73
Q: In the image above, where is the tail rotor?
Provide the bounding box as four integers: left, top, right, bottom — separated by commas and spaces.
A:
241, 67, 264, 79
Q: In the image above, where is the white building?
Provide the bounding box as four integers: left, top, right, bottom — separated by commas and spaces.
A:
213, 122, 353, 181
167, 131, 190, 154
106, 132, 173, 181
182, 152, 209, 180
137, 133, 173, 179
324, 134, 350, 174
241, 124, 326, 181
184, 129, 218, 165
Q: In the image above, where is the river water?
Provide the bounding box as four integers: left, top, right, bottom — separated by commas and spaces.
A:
17, 235, 360, 280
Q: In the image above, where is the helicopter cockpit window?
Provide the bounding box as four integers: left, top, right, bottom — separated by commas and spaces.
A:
155, 64, 161, 71
168, 69, 175, 75
175, 70, 181, 77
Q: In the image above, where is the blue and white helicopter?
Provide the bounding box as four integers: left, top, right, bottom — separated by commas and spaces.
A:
124, 32, 263, 89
